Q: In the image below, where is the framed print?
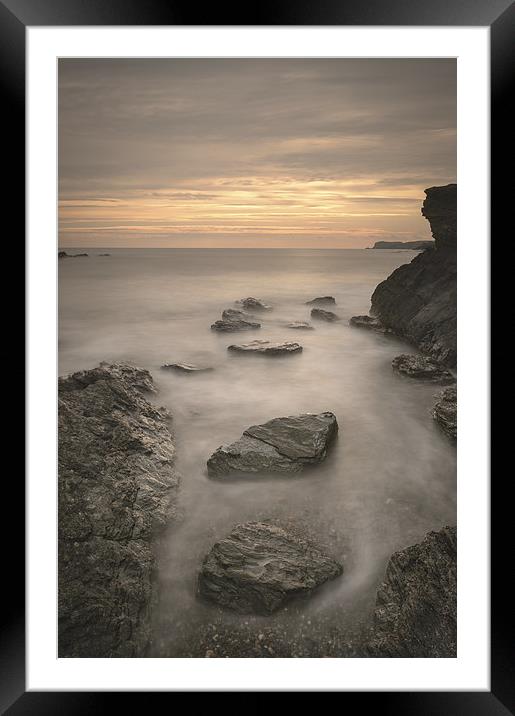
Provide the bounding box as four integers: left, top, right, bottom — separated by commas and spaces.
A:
5, 0, 506, 710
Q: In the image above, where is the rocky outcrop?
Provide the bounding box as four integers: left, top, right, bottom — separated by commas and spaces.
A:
371, 184, 456, 367
58, 251, 89, 258
311, 308, 340, 322
392, 354, 455, 383
349, 315, 392, 333
58, 362, 179, 657
368, 526, 456, 657
211, 319, 261, 332
222, 308, 255, 321
236, 297, 272, 311
306, 296, 336, 306
198, 522, 343, 614
207, 412, 338, 477
161, 362, 213, 373
227, 340, 302, 355
432, 385, 457, 439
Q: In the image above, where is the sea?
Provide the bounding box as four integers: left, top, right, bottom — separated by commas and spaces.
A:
58, 248, 456, 657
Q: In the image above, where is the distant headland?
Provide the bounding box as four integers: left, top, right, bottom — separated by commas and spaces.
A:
368, 240, 434, 250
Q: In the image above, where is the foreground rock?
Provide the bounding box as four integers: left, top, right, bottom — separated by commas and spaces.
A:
371, 185, 456, 367
161, 362, 213, 374
349, 315, 392, 333
368, 526, 456, 657
236, 297, 272, 311
392, 354, 455, 383
311, 308, 340, 322
432, 385, 457, 439
198, 522, 343, 614
58, 362, 179, 657
211, 319, 261, 332
207, 412, 338, 477
286, 321, 314, 330
305, 296, 336, 306
227, 339, 302, 355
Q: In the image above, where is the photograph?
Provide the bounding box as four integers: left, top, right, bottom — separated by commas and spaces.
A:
57, 57, 458, 659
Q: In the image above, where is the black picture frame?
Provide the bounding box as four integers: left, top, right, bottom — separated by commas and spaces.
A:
5, 0, 505, 711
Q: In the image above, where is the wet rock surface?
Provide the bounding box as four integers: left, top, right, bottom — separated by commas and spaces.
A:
197, 522, 343, 614
211, 318, 261, 332
392, 354, 455, 383
161, 362, 213, 373
305, 296, 336, 306
237, 297, 272, 311
371, 184, 456, 367
207, 412, 338, 477
432, 385, 457, 439
227, 339, 302, 355
349, 315, 392, 333
58, 362, 179, 657
311, 308, 340, 322
286, 321, 315, 330
367, 526, 457, 657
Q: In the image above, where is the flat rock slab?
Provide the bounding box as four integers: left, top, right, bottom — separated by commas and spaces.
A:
432, 385, 457, 439
207, 412, 338, 477
311, 308, 340, 322
227, 339, 302, 355
236, 297, 272, 311
306, 296, 336, 305
161, 363, 213, 373
287, 321, 314, 330
392, 354, 455, 383
349, 315, 392, 333
211, 319, 261, 332
198, 522, 343, 614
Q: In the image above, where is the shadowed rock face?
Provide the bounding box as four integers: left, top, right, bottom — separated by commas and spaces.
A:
432, 385, 457, 439
371, 184, 456, 367
392, 354, 455, 384
198, 522, 343, 614
367, 526, 456, 657
58, 362, 179, 657
305, 296, 336, 306
207, 412, 338, 477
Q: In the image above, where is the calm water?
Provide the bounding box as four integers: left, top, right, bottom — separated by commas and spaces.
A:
59, 249, 456, 657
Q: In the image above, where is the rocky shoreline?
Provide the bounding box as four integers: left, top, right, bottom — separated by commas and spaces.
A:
58, 189, 457, 656
58, 363, 179, 657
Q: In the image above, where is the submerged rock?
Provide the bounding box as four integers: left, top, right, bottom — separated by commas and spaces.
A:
58, 362, 179, 657
198, 522, 343, 614
392, 354, 455, 383
432, 385, 457, 439
349, 315, 392, 333
227, 339, 302, 355
371, 184, 456, 367
207, 412, 338, 477
286, 321, 315, 330
236, 297, 272, 311
211, 319, 261, 332
368, 526, 456, 657
305, 296, 336, 306
311, 308, 340, 322
161, 362, 213, 373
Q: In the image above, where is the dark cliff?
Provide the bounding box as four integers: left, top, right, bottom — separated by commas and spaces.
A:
58, 363, 178, 657
371, 184, 456, 367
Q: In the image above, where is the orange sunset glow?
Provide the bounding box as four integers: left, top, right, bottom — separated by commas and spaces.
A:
58, 59, 456, 248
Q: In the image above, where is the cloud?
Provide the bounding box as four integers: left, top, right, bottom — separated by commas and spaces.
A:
58, 58, 456, 248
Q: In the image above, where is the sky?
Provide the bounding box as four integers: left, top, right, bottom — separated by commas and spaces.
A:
58, 59, 456, 249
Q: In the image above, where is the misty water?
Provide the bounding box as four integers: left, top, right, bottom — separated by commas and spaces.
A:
59, 248, 456, 657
